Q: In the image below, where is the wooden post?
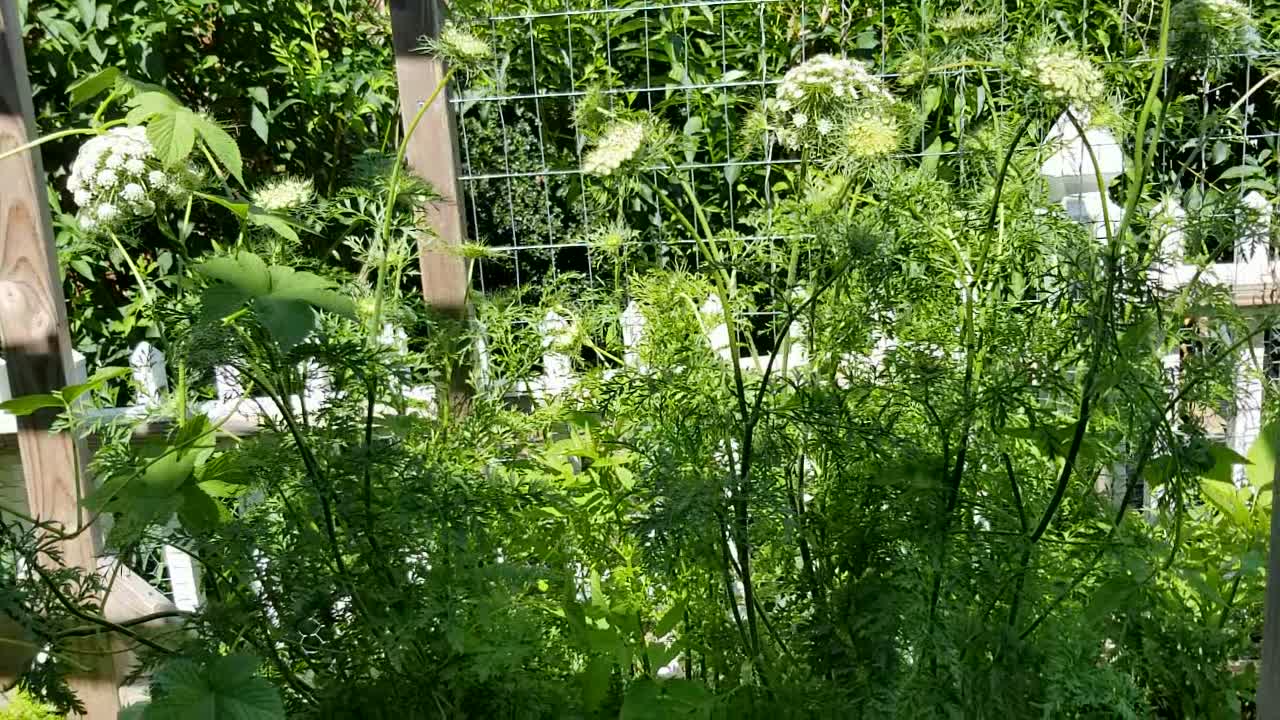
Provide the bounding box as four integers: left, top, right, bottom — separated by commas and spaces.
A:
0, 0, 121, 715
389, 0, 469, 316
1259, 452, 1280, 716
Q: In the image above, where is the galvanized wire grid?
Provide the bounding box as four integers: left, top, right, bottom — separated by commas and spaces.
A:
447, 0, 1280, 298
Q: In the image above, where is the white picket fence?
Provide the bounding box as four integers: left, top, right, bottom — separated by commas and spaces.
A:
0, 298, 821, 612
2, 107, 1275, 613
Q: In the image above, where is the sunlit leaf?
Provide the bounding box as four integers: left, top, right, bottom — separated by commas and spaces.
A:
0, 394, 63, 416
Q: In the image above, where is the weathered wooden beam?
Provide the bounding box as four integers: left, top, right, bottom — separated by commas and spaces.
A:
1259, 452, 1280, 715
389, 0, 469, 316
0, 0, 122, 714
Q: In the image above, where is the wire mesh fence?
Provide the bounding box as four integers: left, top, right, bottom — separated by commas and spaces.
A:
441, 0, 1280, 303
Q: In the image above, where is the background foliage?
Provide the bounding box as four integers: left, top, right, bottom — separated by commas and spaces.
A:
4, 0, 1280, 718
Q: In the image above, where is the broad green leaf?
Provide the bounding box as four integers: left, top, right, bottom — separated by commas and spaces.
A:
1085, 575, 1138, 623
590, 568, 606, 608
198, 253, 271, 296
252, 298, 316, 352
69, 67, 120, 107
119, 415, 219, 504
620, 678, 709, 719
263, 266, 355, 317
197, 253, 354, 319
1203, 443, 1250, 484
581, 655, 612, 711
247, 210, 299, 243
653, 599, 685, 638
192, 114, 244, 185
250, 105, 269, 143
104, 493, 184, 546
195, 192, 250, 219
200, 284, 251, 322
921, 86, 942, 118
60, 366, 131, 405
178, 483, 225, 534
125, 91, 180, 124
616, 465, 635, 490
620, 678, 663, 720
119, 703, 148, 720
646, 642, 681, 675
196, 479, 248, 498
147, 107, 198, 167
1200, 479, 1250, 528
0, 394, 63, 416
1219, 164, 1263, 180
1246, 422, 1280, 490
146, 655, 284, 720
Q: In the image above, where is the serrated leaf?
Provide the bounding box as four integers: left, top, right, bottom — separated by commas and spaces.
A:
199, 253, 271, 296
125, 90, 180, 125
146, 655, 284, 720
147, 108, 198, 167
0, 394, 63, 416
178, 483, 225, 534
69, 67, 120, 107
247, 210, 298, 242
252, 298, 315, 352
192, 114, 243, 185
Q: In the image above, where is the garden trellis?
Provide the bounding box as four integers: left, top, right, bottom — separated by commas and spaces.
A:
447, 0, 1280, 477
7, 0, 1280, 714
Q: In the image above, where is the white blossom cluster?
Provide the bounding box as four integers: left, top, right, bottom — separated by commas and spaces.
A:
582, 120, 648, 176
421, 22, 492, 68
251, 176, 315, 212
1021, 47, 1106, 109
67, 127, 185, 233
776, 54, 891, 120
770, 54, 900, 163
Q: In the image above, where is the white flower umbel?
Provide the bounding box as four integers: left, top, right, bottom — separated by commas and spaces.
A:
68, 126, 174, 233
583, 120, 648, 176
773, 54, 895, 154
251, 176, 315, 212
1021, 47, 1106, 109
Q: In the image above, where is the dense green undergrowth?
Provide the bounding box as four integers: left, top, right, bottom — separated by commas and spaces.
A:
2, 0, 1280, 718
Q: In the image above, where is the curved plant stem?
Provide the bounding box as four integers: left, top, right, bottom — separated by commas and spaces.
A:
0, 123, 125, 164
370, 66, 458, 341
108, 231, 152, 306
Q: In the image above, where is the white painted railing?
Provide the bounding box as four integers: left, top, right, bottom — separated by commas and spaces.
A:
0, 300, 826, 611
